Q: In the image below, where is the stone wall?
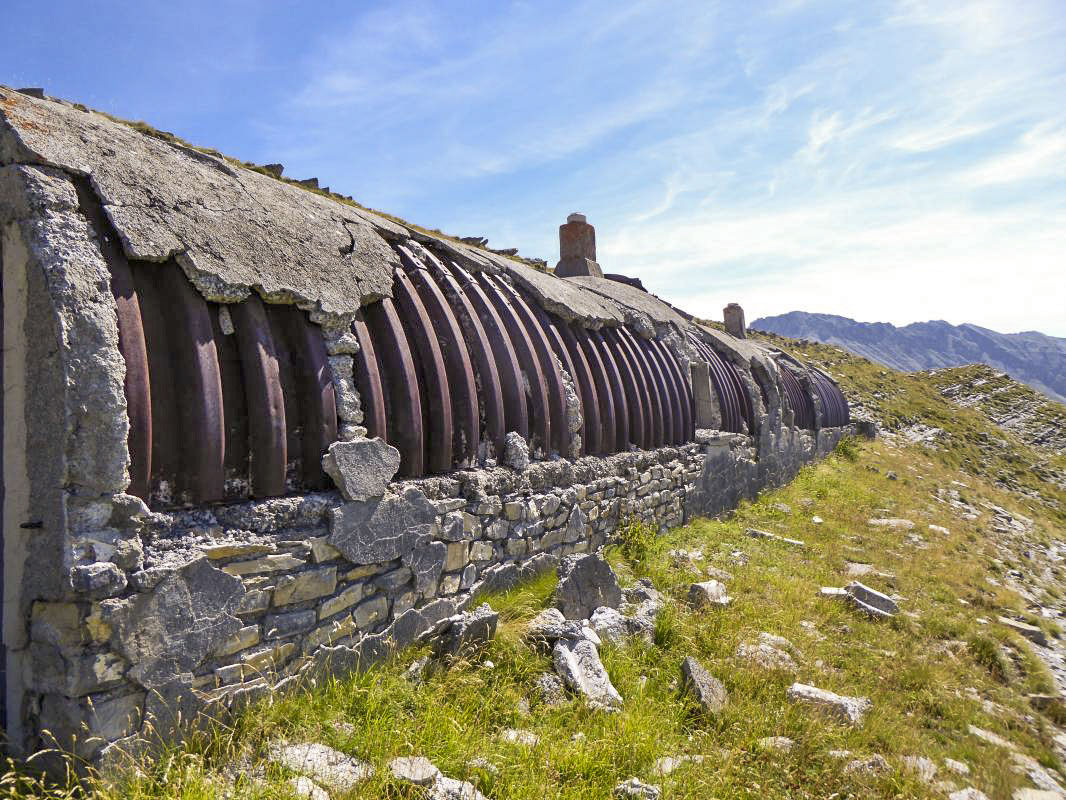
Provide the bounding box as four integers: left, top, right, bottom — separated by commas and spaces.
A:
25, 422, 849, 764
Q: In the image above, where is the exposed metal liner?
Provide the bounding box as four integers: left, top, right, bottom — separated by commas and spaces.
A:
351, 316, 388, 442
590, 329, 630, 449
618, 326, 665, 448
572, 322, 617, 454
606, 327, 654, 449
779, 361, 816, 430
550, 314, 603, 454
602, 327, 649, 449
810, 368, 850, 427
687, 332, 748, 434
633, 332, 675, 445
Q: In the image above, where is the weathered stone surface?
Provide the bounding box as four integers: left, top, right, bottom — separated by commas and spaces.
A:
500, 728, 539, 746
680, 656, 728, 713
844, 754, 889, 775
429, 775, 490, 800
534, 672, 568, 707
328, 487, 436, 564
390, 755, 441, 786
948, 789, 989, 800
503, 431, 531, 470
552, 638, 622, 710
589, 607, 628, 645
736, 641, 797, 671
868, 518, 917, 530
845, 582, 899, 618
268, 741, 374, 791
289, 776, 330, 800
108, 557, 245, 688
321, 438, 401, 501
70, 562, 128, 599
569, 275, 686, 326
998, 616, 1048, 646
613, 777, 662, 799
689, 580, 731, 608
0, 87, 400, 317
435, 603, 498, 657
555, 554, 622, 620
903, 755, 938, 782
786, 682, 871, 725
274, 567, 338, 607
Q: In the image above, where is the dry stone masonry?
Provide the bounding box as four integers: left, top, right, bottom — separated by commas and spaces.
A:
0, 86, 853, 762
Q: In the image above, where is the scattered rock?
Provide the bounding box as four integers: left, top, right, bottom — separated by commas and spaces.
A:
289, 776, 330, 800
903, 755, 938, 782
968, 725, 1015, 750
680, 656, 728, 714
786, 683, 871, 725
405, 656, 430, 685
944, 759, 971, 776
772, 503, 792, 514
929, 524, 951, 535
500, 728, 539, 746
948, 789, 989, 800
653, 754, 707, 775
467, 757, 498, 776
555, 554, 623, 620
705, 566, 734, 582
267, 742, 374, 792
435, 604, 499, 657
430, 775, 490, 800
689, 580, 732, 608
321, 438, 400, 501
389, 756, 441, 786
1012, 791, 1064, 800
868, 518, 916, 530
758, 736, 795, 752
526, 608, 598, 650
998, 616, 1048, 647
758, 632, 799, 655
589, 606, 629, 644
845, 582, 900, 618
844, 754, 889, 775
747, 528, 805, 547
613, 777, 661, 798
811, 516, 824, 524
553, 638, 622, 710
736, 641, 797, 672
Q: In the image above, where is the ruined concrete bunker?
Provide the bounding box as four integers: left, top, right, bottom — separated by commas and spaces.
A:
0, 87, 849, 762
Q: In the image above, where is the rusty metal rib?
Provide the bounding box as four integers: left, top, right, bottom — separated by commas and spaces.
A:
476, 272, 550, 454
230, 294, 287, 498
493, 279, 570, 456
603, 327, 649, 450
428, 257, 506, 455
277, 304, 337, 487
571, 323, 616, 454
364, 297, 425, 476
529, 304, 583, 456
655, 340, 694, 442
689, 334, 742, 433
157, 260, 225, 503
351, 316, 387, 442
553, 315, 602, 455
210, 305, 250, 498
129, 263, 179, 504
393, 266, 454, 473
443, 262, 528, 441
648, 337, 689, 444
399, 247, 480, 464
590, 329, 629, 449
640, 336, 679, 444
265, 304, 301, 486
618, 327, 664, 448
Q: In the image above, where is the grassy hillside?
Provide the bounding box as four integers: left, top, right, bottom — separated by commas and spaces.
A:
7, 337, 1066, 799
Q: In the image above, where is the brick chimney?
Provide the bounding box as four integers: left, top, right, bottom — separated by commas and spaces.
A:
723, 303, 746, 339
555, 212, 603, 278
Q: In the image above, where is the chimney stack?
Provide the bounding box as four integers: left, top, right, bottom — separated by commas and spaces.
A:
555, 212, 603, 278
723, 303, 746, 339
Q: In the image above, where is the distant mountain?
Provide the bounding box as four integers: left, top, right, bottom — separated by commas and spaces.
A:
750, 311, 1066, 403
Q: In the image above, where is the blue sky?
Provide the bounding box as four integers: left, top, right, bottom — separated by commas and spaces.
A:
4, 0, 1065, 335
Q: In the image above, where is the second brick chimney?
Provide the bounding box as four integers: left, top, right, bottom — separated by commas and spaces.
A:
555, 212, 603, 278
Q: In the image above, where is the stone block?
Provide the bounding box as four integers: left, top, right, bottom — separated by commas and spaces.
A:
265, 609, 317, 639
439, 573, 461, 596
470, 541, 495, 562
353, 594, 389, 629
214, 624, 261, 657
273, 567, 338, 607
31, 601, 87, 651
309, 537, 342, 563
319, 583, 365, 620
321, 437, 400, 501
223, 553, 307, 576
445, 541, 470, 572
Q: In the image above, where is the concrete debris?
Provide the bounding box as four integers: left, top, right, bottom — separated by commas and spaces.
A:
502, 432, 531, 471
786, 683, 871, 725
321, 438, 401, 502
434, 604, 499, 657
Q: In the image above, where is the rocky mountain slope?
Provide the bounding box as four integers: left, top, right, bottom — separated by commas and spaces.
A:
9, 336, 1066, 800
751, 311, 1066, 403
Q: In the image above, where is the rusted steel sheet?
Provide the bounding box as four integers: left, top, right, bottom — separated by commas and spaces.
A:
618, 327, 664, 448
75, 179, 152, 500
428, 256, 506, 455
553, 314, 602, 454
688, 334, 743, 433
650, 338, 694, 443
476, 272, 551, 454
351, 316, 388, 442
779, 361, 815, 430
530, 304, 584, 456
393, 266, 454, 473
399, 247, 480, 463
364, 297, 425, 476
639, 334, 679, 444
571, 323, 616, 454
209, 305, 250, 498
264, 303, 301, 486
157, 260, 226, 502
628, 330, 672, 446
443, 262, 529, 441
230, 294, 287, 498
494, 278, 571, 456
130, 263, 181, 503
603, 327, 650, 450
810, 369, 849, 427
589, 329, 630, 449
276, 304, 337, 487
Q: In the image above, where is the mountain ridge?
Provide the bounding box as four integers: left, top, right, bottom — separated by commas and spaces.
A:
751, 311, 1066, 403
